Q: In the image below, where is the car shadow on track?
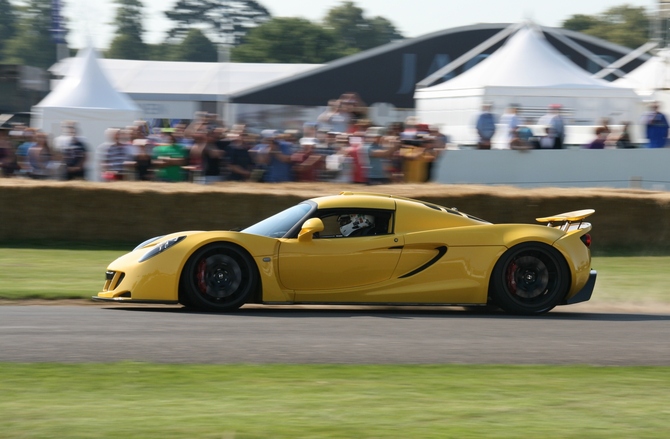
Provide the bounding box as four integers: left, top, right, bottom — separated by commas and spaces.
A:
101, 305, 670, 322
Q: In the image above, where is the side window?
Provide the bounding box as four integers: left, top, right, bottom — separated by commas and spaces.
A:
314, 210, 393, 238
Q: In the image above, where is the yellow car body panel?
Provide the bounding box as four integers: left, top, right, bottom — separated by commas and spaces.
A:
94, 192, 596, 314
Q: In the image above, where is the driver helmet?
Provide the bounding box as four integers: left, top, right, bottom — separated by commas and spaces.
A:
338, 214, 375, 237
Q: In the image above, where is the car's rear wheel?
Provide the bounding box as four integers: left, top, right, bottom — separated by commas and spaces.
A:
490, 243, 569, 315
180, 243, 258, 312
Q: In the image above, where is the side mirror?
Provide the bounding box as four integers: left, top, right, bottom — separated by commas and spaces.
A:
298, 218, 324, 242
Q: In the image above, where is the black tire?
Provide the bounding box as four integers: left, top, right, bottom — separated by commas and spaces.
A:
180, 243, 258, 312
490, 243, 570, 315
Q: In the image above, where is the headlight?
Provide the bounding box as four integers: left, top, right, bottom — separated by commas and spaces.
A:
134, 236, 164, 251
138, 236, 186, 262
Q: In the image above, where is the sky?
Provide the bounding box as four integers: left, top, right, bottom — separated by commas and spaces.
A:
63, 0, 658, 49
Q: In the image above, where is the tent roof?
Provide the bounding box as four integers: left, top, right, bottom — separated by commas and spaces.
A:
613, 49, 670, 95
35, 47, 140, 111
419, 25, 624, 92
48, 58, 321, 98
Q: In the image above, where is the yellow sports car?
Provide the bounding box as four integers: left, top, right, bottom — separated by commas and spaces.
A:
94, 192, 596, 315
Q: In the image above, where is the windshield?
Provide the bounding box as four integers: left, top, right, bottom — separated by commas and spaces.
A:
241, 202, 313, 238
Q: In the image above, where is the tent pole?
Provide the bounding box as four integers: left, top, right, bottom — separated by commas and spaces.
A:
415, 22, 524, 89
592, 41, 658, 79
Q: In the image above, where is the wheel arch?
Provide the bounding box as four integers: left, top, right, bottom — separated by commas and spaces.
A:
178, 240, 263, 306
488, 240, 572, 314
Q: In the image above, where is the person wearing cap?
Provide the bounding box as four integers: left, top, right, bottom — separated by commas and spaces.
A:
291, 137, 323, 182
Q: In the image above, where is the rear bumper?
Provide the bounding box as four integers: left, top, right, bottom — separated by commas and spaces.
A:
564, 269, 597, 305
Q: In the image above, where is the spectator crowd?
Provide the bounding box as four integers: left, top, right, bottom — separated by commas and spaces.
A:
1, 95, 668, 182
0, 93, 444, 184
475, 100, 669, 150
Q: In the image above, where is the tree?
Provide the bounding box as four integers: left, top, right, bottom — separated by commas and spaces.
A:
232, 17, 346, 63
165, 0, 271, 46
107, 0, 148, 60
176, 28, 218, 62
3, 0, 59, 68
323, 1, 403, 53
0, 0, 18, 58
562, 5, 650, 49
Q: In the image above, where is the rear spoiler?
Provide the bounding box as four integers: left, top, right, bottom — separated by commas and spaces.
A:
536, 209, 594, 232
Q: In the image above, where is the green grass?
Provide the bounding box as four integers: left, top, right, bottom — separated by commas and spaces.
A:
0, 248, 126, 299
0, 247, 669, 304
0, 363, 669, 438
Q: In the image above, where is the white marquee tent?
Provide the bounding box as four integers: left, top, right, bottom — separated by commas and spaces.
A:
613, 48, 670, 110
33, 46, 143, 180
48, 58, 321, 120
414, 25, 643, 146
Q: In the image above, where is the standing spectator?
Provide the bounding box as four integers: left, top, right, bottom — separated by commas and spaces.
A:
53, 121, 88, 180
201, 129, 225, 184
249, 130, 274, 182
614, 122, 634, 148
348, 131, 369, 184
366, 127, 394, 185
642, 101, 669, 148
226, 133, 253, 181
475, 103, 496, 149
101, 128, 131, 181
584, 127, 608, 149
316, 99, 339, 132
326, 100, 351, 134
62, 136, 88, 181
27, 131, 53, 179
264, 135, 294, 183
324, 134, 352, 182
15, 128, 36, 177
498, 104, 520, 149
131, 138, 153, 181
152, 131, 188, 182
0, 127, 17, 177
537, 104, 565, 149
187, 127, 207, 181
291, 138, 323, 182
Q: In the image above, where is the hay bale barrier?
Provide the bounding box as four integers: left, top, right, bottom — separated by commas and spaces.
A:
1, 180, 669, 253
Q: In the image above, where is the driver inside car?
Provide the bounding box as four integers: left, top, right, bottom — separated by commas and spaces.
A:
338, 214, 375, 237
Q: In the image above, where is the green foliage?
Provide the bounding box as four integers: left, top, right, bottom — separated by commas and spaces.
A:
1, 363, 670, 438
176, 28, 218, 62
112, 0, 145, 39
323, 1, 404, 52
107, 0, 148, 60
232, 17, 348, 63
2, 0, 58, 69
562, 4, 650, 49
107, 33, 149, 60
0, 0, 18, 57
165, 0, 271, 46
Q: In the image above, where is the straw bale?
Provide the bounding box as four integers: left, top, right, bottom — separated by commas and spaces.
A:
1, 180, 669, 251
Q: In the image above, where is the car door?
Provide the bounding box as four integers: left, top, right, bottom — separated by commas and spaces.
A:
277, 210, 403, 299
278, 235, 403, 294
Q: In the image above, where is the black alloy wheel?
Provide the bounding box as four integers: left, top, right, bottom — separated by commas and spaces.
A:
180, 243, 258, 311
491, 243, 569, 315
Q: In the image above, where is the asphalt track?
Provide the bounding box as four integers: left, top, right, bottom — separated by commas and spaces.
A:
1, 303, 670, 365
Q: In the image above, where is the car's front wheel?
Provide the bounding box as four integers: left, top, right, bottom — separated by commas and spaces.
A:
490, 243, 569, 315
180, 243, 258, 311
